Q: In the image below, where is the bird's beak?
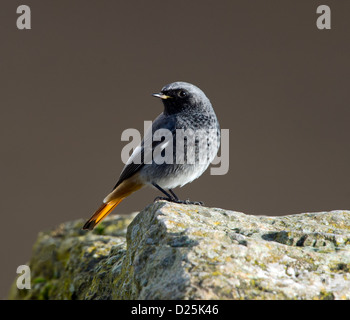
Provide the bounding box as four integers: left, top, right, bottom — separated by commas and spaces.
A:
152, 93, 172, 99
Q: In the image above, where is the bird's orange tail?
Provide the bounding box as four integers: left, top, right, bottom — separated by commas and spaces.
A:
83, 198, 123, 230
83, 172, 144, 230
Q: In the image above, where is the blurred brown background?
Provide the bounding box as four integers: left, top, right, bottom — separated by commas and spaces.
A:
1, 0, 349, 298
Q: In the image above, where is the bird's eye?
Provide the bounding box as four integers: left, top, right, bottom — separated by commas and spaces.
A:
178, 90, 187, 98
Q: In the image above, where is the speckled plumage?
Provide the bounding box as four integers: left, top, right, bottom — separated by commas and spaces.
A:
121, 81, 221, 189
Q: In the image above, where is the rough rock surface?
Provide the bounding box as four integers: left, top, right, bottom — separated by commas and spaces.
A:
9, 201, 350, 299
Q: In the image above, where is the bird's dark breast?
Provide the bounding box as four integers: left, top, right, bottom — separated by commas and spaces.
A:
170, 112, 220, 165
175, 111, 219, 130
140, 106, 220, 187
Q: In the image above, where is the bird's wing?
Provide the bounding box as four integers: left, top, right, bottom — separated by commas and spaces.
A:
112, 138, 150, 190
112, 113, 175, 190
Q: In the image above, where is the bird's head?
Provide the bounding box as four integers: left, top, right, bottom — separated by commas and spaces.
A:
152, 81, 212, 115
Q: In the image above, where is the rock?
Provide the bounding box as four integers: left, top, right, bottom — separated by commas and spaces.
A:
8, 201, 350, 300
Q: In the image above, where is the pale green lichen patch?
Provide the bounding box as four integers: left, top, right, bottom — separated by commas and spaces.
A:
8, 203, 350, 300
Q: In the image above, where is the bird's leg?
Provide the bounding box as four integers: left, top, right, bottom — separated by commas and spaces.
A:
168, 189, 179, 201
152, 183, 176, 202
169, 189, 204, 205
152, 183, 204, 206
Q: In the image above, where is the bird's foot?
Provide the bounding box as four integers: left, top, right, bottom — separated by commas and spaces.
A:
154, 196, 173, 202
153, 197, 204, 206
175, 199, 204, 206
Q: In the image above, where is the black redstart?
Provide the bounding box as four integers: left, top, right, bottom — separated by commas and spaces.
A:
83, 81, 220, 230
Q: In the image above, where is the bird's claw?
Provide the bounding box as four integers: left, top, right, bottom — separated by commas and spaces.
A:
154, 196, 172, 202
154, 197, 204, 206
178, 199, 204, 206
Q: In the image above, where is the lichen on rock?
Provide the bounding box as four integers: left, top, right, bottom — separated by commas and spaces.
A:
8, 202, 350, 300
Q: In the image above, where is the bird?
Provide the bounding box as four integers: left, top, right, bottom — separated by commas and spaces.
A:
83, 81, 220, 230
